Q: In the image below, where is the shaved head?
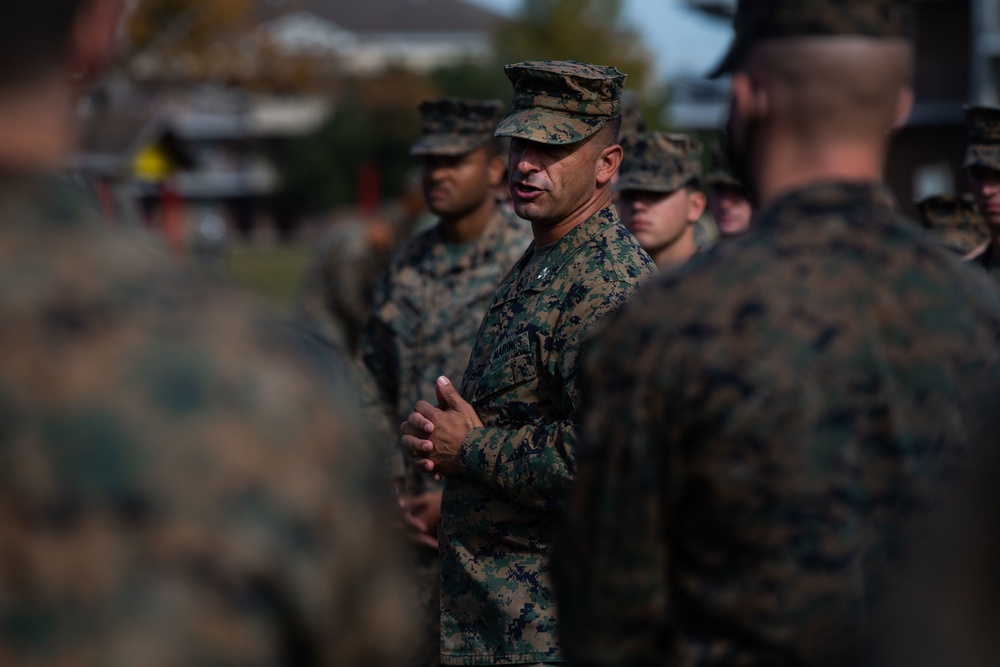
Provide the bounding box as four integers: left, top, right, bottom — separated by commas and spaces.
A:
725, 36, 914, 205
747, 37, 914, 143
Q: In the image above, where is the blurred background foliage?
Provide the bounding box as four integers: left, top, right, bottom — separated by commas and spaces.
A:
124, 0, 665, 216
120, 0, 671, 301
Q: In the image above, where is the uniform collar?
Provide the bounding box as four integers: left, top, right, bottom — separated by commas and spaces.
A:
417, 204, 513, 278
503, 205, 620, 298
756, 181, 897, 234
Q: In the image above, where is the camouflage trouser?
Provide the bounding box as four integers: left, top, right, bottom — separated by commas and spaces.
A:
406, 547, 441, 667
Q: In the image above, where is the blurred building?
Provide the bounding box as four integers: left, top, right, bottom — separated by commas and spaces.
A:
676, 0, 999, 217
84, 0, 500, 244
77, 84, 333, 241
257, 0, 501, 74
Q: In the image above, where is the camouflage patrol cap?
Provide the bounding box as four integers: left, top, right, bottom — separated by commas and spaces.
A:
616, 132, 703, 194
916, 193, 988, 255
963, 105, 1000, 173
705, 141, 744, 190
495, 60, 626, 145
709, 0, 915, 79
410, 97, 504, 157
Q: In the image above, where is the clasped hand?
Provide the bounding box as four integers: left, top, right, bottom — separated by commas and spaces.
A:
400, 376, 483, 476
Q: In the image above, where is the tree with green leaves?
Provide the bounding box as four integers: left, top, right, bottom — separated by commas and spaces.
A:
493, 0, 654, 92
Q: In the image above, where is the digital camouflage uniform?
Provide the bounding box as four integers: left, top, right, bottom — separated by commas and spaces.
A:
441, 61, 657, 666
964, 105, 1000, 284
558, 181, 1000, 667
915, 193, 988, 256
0, 174, 414, 666
362, 98, 531, 464
360, 98, 532, 667
554, 3, 1000, 666
363, 209, 531, 463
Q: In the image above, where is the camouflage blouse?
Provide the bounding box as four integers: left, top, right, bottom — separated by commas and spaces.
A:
360, 206, 531, 493
555, 182, 1000, 666
440, 205, 655, 665
0, 175, 414, 666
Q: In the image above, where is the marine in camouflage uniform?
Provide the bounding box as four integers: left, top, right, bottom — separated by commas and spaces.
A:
964, 105, 1000, 284
705, 140, 754, 237
399, 61, 656, 665
360, 97, 532, 667
916, 192, 988, 258
0, 2, 414, 663
553, 2, 1000, 665
295, 171, 426, 356
616, 132, 708, 269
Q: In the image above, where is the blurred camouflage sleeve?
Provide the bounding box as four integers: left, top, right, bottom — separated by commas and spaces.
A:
358, 270, 410, 481
359, 269, 401, 413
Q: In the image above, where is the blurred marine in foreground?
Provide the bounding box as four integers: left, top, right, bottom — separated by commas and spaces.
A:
554, 1, 1000, 665
0, 1, 413, 665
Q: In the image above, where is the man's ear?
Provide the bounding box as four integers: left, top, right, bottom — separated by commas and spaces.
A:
730, 71, 768, 125
70, 0, 124, 83
595, 143, 623, 187
891, 85, 914, 131
687, 190, 707, 223
487, 155, 506, 188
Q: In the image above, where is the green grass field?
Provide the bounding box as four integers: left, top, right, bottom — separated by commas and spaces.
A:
223, 244, 313, 307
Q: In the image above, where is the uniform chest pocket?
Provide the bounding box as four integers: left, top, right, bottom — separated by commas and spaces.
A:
451, 312, 482, 344
375, 296, 421, 343
468, 332, 538, 404
446, 284, 499, 343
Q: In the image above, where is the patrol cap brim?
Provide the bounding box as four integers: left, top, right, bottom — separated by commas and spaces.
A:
615, 173, 688, 195
409, 134, 489, 157
964, 145, 1000, 173
706, 175, 744, 189
494, 107, 607, 146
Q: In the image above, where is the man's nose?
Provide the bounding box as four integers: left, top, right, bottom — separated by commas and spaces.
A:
513, 146, 540, 175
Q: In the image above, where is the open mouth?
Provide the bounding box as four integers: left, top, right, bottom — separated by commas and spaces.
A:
513, 182, 545, 200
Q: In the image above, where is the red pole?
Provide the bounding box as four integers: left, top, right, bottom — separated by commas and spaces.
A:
161, 181, 185, 262
357, 160, 381, 215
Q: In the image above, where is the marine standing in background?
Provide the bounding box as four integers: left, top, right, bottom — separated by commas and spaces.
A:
964, 105, 1000, 283
360, 97, 531, 667
0, 0, 415, 664
296, 170, 427, 356
705, 141, 753, 237
554, 1, 1000, 665
400, 61, 656, 666
916, 192, 988, 259
617, 132, 707, 270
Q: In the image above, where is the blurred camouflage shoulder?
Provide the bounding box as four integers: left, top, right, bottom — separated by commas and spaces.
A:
0, 176, 414, 666
295, 215, 394, 355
